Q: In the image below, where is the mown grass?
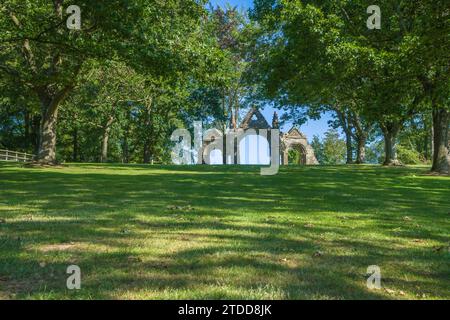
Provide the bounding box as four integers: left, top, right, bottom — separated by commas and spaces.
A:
0, 162, 448, 300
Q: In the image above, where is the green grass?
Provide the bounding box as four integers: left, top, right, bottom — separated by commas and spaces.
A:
0, 163, 448, 300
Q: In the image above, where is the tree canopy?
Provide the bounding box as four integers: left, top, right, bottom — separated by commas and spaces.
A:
0, 1, 448, 173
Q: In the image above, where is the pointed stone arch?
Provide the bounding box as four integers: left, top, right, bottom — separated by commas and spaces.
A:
239, 107, 271, 130
201, 108, 318, 166
281, 127, 318, 165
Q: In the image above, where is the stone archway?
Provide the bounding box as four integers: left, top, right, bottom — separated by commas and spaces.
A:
201, 128, 223, 165
200, 108, 319, 166
285, 143, 307, 165
281, 128, 318, 165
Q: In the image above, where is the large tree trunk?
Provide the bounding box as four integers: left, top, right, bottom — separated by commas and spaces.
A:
72, 128, 78, 162
24, 110, 30, 148
101, 129, 110, 163
143, 140, 152, 164
423, 119, 429, 161
381, 124, 401, 166
351, 113, 370, 164
122, 137, 129, 163
231, 109, 237, 130
100, 116, 114, 163
335, 109, 353, 164
142, 97, 153, 164
431, 124, 435, 158
122, 110, 131, 163
345, 132, 353, 164
35, 84, 75, 164
356, 134, 367, 164
31, 114, 41, 155
431, 107, 450, 174
38, 107, 59, 164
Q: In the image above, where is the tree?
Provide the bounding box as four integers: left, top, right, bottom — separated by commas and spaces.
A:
322, 129, 347, 165
250, 0, 449, 171
249, 0, 380, 165
137, 78, 191, 164
61, 61, 145, 162
310, 135, 325, 164
0, 79, 40, 152
398, 1, 450, 173
0, 0, 208, 164
209, 5, 256, 132
309, 129, 347, 165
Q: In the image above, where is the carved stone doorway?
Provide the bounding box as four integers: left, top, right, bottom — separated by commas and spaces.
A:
286, 144, 307, 165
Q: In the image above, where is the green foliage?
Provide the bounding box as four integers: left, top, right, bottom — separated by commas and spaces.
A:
287, 149, 300, 164
397, 145, 424, 165
310, 130, 346, 165
206, 6, 257, 129
398, 114, 434, 162
310, 135, 325, 164
0, 0, 218, 162
250, 0, 449, 168
0, 1, 447, 169
0, 0, 210, 80
365, 140, 385, 164
322, 129, 347, 165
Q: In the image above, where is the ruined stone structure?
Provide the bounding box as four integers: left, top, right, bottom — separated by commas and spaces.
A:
280, 127, 318, 165
202, 107, 318, 165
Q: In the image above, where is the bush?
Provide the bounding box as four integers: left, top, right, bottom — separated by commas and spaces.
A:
397, 145, 423, 165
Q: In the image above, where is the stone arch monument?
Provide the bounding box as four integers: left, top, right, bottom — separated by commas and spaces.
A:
201, 107, 318, 165
281, 127, 318, 165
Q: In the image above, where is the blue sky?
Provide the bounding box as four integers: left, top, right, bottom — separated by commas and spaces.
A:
260, 108, 333, 141
209, 0, 254, 10
208, 0, 333, 140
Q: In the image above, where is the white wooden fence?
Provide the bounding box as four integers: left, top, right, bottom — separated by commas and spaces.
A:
0, 149, 35, 163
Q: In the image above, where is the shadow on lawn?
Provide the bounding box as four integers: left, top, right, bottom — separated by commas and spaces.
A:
0, 220, 447, 299
1, 218, 394, 299
1, 164, 448, 216
0, 164, 448, 299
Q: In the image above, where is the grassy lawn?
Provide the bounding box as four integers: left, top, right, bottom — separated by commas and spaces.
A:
0, 163, 448, 300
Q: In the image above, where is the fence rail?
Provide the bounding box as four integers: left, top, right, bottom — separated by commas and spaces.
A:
0, 149, 35, 163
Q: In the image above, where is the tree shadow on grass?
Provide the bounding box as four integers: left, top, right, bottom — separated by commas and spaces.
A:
0, 164, 448, 299
0, 220, 391, 299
